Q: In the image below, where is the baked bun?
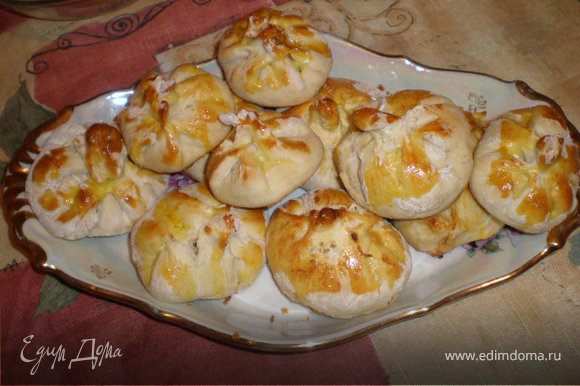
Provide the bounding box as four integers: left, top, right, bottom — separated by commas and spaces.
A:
130, 183, 266, 302
217, 8, 332, 107
394, 188, 504, 256
470, 105, 578, 233
183, 95, 263, 182
267, 189, 411, 318
285, 78, 388, 190
206, 110, 323, 208
337, 90, 474, 219
26, 115, 167, 240
119, 64, 235, 173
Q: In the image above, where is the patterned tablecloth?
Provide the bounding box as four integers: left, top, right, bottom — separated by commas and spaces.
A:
0, 0, 579, 384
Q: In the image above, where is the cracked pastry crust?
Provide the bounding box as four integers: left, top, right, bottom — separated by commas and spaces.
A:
217, 8, 332, 107
118, 64, 235, 173
206, 110, 323, 208
336, 89, 475, 219
130, 183, 266, 302
26, 114, 167, 240
267, 189, 412, 319
285, 78, 388, 190
470, 105, 578, 233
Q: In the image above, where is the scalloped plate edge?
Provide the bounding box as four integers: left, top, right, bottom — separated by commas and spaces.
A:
1, 33, 578, 352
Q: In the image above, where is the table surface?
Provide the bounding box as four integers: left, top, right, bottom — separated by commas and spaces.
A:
0, 0, 579, 384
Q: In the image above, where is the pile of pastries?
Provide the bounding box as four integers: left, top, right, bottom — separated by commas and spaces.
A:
25, 8, 578, 319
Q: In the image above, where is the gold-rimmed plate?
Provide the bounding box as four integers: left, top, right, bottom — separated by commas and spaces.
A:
2, 34, 578, 352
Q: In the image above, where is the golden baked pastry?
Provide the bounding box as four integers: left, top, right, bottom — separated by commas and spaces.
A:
185, 153, 209, 182
470, 105, 578, 233
130, 183, 266, 302
206, 110, 323, 208
394, 188, 504, 256
217, 8, 332, 107
232, 94, 265, 114
183, 95, 264, 182
119, 64, 235, 173
26, 115, 167, 240
337, 89, 475, 219
393, 110, 503, 256
267, 189, 412, 319
285, 78, 388, 190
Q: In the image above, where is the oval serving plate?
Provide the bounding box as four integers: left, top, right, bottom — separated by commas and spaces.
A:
2, 34, 578, 352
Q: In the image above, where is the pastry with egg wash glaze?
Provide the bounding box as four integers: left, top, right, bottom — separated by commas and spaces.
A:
217, 8, 332, 107
267, 189, 412, 319
130, 183, 266, 302
26, 112, 167, 240
285, 78, 388, 190
470, 105, 578, 233
394, 111, 503, 256
183, 95, 264, 182
337, 89, 474, 219
206, 110, 323, 208
184, 153, 209, 182
119, 64, 235, 173
394, 188, 504, 256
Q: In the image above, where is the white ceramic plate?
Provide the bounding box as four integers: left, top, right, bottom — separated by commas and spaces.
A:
3, 34, 578, 351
